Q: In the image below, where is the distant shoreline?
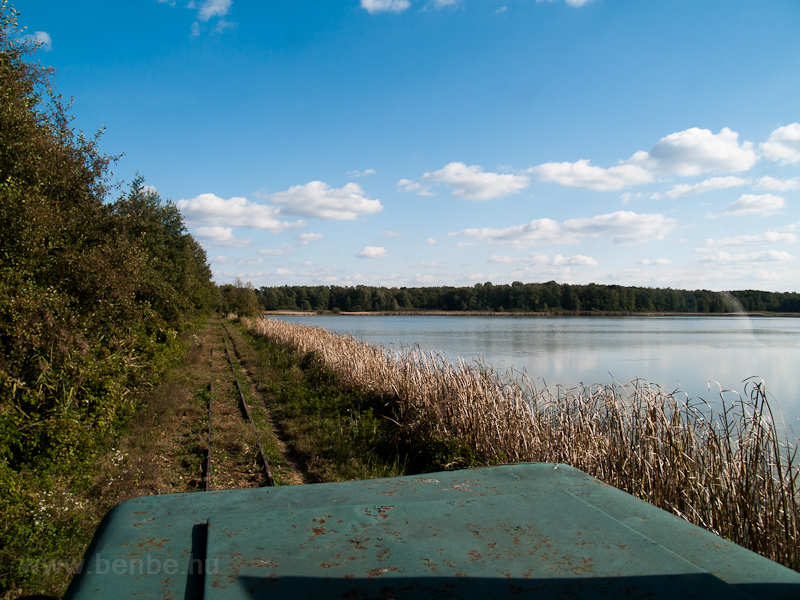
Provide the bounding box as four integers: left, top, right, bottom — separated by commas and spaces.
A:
263, 310, 800, 318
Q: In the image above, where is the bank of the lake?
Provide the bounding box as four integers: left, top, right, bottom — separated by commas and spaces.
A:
242, 315, 800, 572
266, 310, 800, 317
266, 313, 800, 435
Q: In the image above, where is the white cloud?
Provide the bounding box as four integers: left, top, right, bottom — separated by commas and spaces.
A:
640, 258, 672, 266
215, 19, 236, 33
621, 192, 647, 204
488, 253, 551, 265
634, 127, 758, 176
185, 0, 235, 36
418, 162, 530, 200
563, 211, 677, 245
213, 255, 262, 266
193, 226, 251, 247
397, 178, 434, 196
488, 255, 519, 264
197, 0, 232, 21
426, 238, 438, 245
20, 31, 52, 52
658, 176, 747, 199
176, 193, 305, 233
416, 261, 449, 268
532, 127, 758, 191
454, 218, 570, 249
381, 230, 403, 238
357, 246, 388, 258
537, 0, 596, 6
700, 231, 797, 247
525, 253, 551, 264
275, 268, 291, 275
269, 181, 383, 220
256, 249, 283, 255
696, 250, 793, 264
297, 233, 324, 245
722, 194, 786, 217
754, 176, 800, 192
431, 0, 460, 7
551, 254, 598, 266
361, 0, 411, 14
348, 168, 377, 177
760, 123, 800, 164
531, 160, 653, 191
455, 211, 674, 248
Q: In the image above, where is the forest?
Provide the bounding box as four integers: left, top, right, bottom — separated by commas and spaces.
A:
257, 282, 800, 314
0, 4, 217, 590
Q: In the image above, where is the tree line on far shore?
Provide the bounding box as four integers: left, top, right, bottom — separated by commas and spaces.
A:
256, 282, 800, 314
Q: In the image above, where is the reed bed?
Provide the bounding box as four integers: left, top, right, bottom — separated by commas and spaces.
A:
243, 316, 799, 570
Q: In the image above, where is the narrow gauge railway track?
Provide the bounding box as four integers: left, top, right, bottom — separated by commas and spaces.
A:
205, 318, 274, 491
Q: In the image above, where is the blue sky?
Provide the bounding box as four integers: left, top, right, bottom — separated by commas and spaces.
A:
14, 0, 800, 291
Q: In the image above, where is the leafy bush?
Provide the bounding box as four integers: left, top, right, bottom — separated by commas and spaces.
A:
0, 3, 217, 593
220, 279, 262, 317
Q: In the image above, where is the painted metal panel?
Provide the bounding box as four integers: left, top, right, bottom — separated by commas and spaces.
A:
65, 463, 800, 599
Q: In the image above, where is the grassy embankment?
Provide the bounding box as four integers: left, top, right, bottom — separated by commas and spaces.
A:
1, 318, 300, 599
240, 316, 799, 572
228, 320, 481, 483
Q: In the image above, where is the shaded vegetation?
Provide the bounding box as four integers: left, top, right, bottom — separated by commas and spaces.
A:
257, 282, 800, 314
219, 279, 261, 318
0, 4, 216, 594
231, 320, 481, 484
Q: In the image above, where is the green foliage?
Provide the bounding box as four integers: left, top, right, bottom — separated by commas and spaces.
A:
237, 326, 481, 483
238, 332, 397, 481
110, 175, 218, 330
0, 3, 217, 594
255, 282, 800, 314
219, 279, 261, 317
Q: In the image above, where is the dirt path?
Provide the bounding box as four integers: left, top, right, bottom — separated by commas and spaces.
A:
205, 320, 272, 490
221, 322, 308, 485
96, 317, 306, 508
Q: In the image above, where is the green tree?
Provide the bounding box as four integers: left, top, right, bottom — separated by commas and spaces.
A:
0, 5, 217, 591
110, 175, 217, 329
220, 280, 261, 317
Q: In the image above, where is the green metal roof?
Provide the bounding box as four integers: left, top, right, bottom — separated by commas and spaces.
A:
65, 463, 800, 599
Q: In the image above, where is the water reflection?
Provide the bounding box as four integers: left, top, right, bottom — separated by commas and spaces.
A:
270, 314, 800, 437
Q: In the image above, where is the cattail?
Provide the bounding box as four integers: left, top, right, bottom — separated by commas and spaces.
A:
243, 316, 799, 571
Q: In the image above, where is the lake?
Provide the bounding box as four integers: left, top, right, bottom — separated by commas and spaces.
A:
269, 314, 800, 437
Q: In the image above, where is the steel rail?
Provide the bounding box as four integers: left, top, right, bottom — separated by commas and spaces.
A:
220, 322, 275, 487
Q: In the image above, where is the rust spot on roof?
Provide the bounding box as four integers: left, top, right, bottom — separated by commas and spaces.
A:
367, 566, 402, 578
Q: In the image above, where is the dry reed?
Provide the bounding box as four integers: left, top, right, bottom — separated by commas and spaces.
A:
243, 316, 799, 570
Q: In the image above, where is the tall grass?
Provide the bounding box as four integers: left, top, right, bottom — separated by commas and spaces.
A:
243, 316, 799, 570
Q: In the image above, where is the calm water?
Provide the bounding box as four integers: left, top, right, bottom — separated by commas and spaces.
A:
270, 314, 800, 436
